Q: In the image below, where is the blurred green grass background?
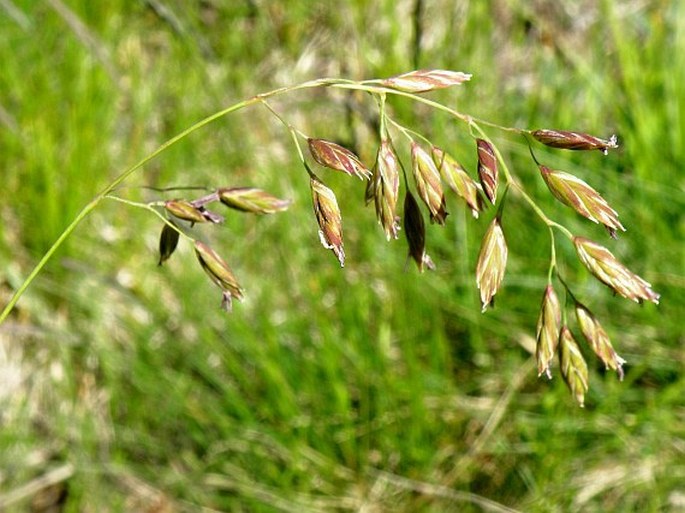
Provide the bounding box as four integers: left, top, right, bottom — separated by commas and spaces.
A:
0, 1, 683, 511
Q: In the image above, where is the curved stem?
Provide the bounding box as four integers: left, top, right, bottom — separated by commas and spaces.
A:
0, 76, 541, 324
0, 78, 353, 323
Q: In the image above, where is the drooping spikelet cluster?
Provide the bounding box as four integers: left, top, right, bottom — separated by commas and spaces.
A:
157, 187, 291, 311
526, 129, 659, 406
150, 69, 658, 407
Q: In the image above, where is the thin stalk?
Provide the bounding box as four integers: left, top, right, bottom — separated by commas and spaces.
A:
259, 98, 308, 165
386, 116, 432, 147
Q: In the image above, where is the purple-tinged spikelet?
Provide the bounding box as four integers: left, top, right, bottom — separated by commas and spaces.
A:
432, 146, 484, 218
379, 69, 471, 93
532, 129, 618, 155
218, 187, 291, 215
158, 223, 180, 266
559, 326, 590, 407
372, 139, 401, 240
573, 237, 660, 304
475, 217, 508, 312
411, 142, 447, 225
539, 166, 624, 238
165, 199, 223, 224
308, 138, 371, 180
310, 174, 345, 267
194, 241, 244, 312
536, 285, 562, 379
403, 191, 435, 272
476, 139, 498, 204
575, 302, 626, 380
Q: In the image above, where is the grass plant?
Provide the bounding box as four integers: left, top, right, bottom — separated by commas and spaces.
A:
1, 1, 683, 512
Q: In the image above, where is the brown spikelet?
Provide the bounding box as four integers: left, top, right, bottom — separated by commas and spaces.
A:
575, 302, 626, 380
308, 138, 371, 180
539, 166, 624, 238
158, 222, 180, 266
411, 142, 447, 224
379, 69, 472, 93
310, 174, 345, 267
532, 129, 618, 155
218, 187, 291, 214
194, 241, 244, 312
404, 191, 435, 272
432, 146, 485, 218
559, 326, 590, 407
372, 139, 401, 240
536, 285, 561, 379
165, 199, 223, 224
475, 217, 508, 312
476, 139, 498, 204
573, 237, 660, 304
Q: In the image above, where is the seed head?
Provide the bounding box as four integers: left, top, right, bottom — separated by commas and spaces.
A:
536, 285, 562, 379
559, 326, 590, 407
194, 241, 244, 312
165, 199, 223, 224
575, 302, 626, 380
432, 146, 484, 218
573, 237, 660, 304
158, 222, 180, 266
379, 69, 472, 93
310, 174, 345, 267
539, 166, 624, 238
372, 139, 401, 240
532, 129, 618, 155
218, 187, 291, 215
403, 191, 435, 272
308, 138, 371, 180
476, 139, 498, 204
411, 142, 447, 225
476, 217, 508, 312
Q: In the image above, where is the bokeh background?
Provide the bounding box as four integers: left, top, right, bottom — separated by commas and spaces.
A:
1, 1, 683, 511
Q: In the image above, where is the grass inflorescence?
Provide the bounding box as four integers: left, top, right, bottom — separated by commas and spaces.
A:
1, 2, 682, 512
